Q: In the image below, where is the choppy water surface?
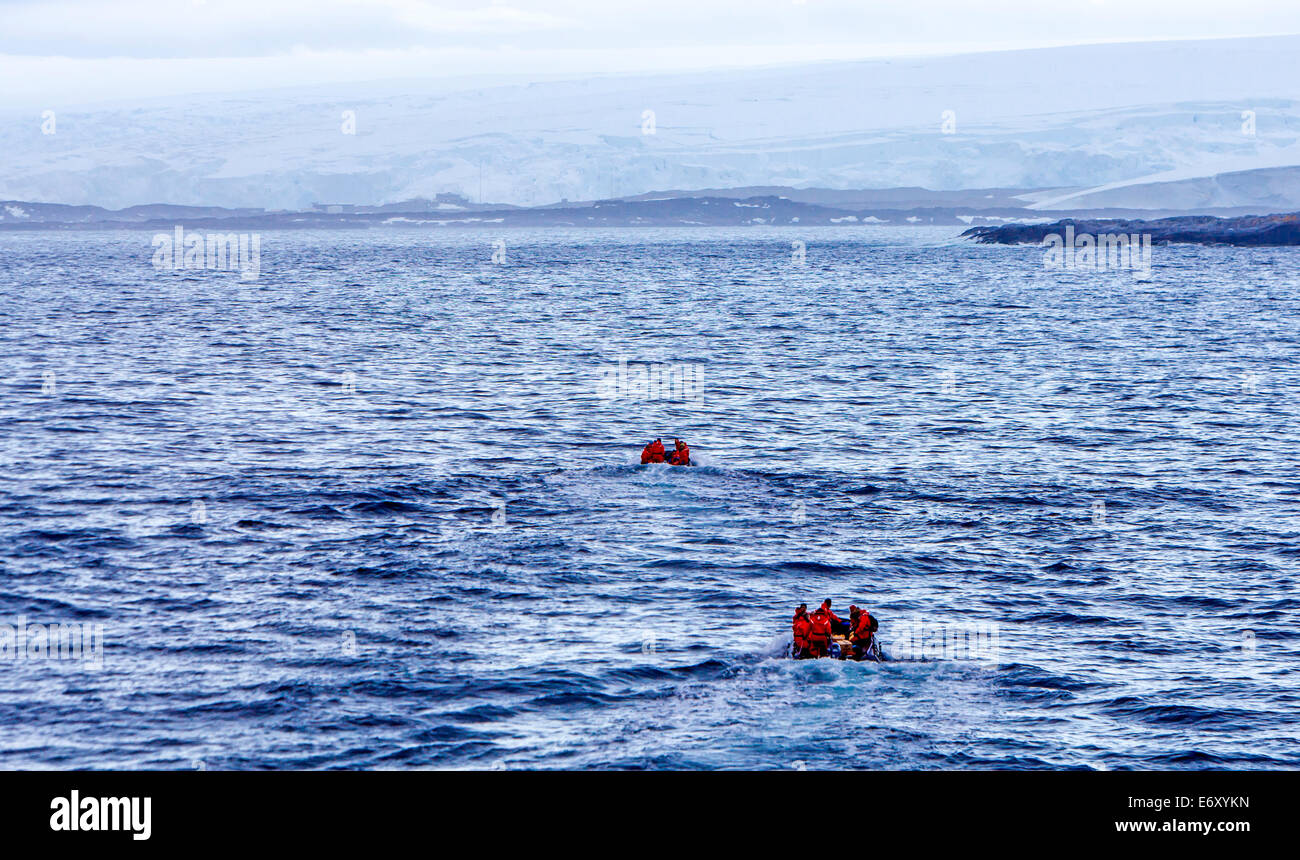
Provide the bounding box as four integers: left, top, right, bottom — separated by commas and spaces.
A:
1, 227, 1297, 769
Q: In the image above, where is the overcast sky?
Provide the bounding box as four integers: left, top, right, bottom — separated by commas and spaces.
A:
3, 0, 1299, 106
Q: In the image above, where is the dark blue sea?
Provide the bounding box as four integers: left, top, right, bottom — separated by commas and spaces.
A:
1, 227, 1297, 769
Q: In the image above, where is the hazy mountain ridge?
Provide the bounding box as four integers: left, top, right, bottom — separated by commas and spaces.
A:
1027, 164, 1300, 211
3, 36, 1299, 210
0, 194, 1047, 229
7, 181, 1300, 231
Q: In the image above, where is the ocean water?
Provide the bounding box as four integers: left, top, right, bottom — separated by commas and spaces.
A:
1, 226, 1297, 770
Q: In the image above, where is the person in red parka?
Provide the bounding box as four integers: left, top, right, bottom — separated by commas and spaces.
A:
791, 604, 811, 658
849, 605, 879, 661
807, 606, 833, 658
668, 438, 691, 466
641, 438, 666, 464
821, 598, 849, 636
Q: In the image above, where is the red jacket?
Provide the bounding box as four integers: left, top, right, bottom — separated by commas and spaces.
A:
808, 610, 831, 641
641, 440, 666, 464
792, 613, 811, 646
669, 444, 690, 465
821, 604, 843, 625
851, 611, 876, 641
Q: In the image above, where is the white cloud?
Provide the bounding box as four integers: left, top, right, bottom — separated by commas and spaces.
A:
4, 0, 1299, 59
1, 0, 1298, 105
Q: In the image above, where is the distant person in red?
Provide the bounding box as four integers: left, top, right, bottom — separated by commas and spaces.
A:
791, 604, 811, 658
849, 605, 879, 661
821, 599, 849, 636
641, 438, 666, 464
668, 438, 691, 466
807, 605, 832, 657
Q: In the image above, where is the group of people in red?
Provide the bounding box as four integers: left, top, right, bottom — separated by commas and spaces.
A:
640, 437, 691, 466
792, 599, 879, 661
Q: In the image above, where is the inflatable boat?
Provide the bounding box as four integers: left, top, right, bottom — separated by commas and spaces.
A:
791, 632, 883, 662
639, 438, 692, 466
640, 457, 692, 467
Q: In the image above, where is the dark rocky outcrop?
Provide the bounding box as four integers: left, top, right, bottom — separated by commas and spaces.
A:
963, 213, 1300, 246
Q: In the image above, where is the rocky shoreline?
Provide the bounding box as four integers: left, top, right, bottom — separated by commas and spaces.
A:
963, 213, 1300, 246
